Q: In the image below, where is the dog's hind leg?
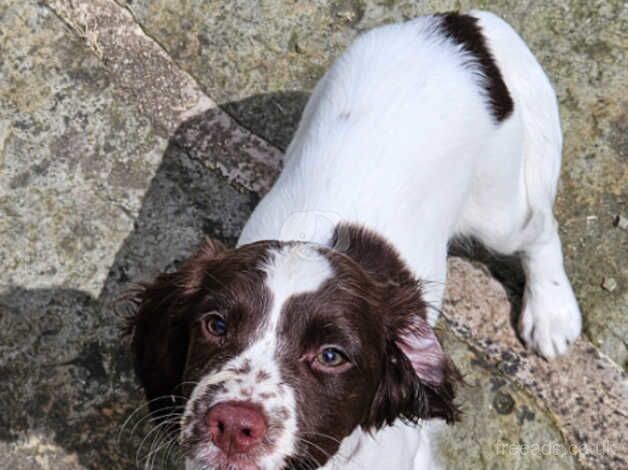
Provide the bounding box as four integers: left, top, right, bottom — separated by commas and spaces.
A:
459, 11, 582, 358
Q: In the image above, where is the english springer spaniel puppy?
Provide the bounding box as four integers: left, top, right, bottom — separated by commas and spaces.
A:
128, 11, 581, 470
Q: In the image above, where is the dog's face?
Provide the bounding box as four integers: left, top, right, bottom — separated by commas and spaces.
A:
128, 225, 458, 470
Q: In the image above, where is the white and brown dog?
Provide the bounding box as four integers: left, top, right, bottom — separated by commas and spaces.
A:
128, 11, 581, 470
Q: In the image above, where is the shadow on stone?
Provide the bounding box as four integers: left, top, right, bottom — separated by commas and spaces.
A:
220, 90, 309, 151
448, 238, 525, 333
0, 91, 302, 468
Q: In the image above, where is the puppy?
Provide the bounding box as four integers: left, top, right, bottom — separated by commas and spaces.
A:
128, 11, 581, 470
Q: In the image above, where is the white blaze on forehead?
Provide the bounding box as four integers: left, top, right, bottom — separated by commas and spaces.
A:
182, 244, 334, 468
255, 244, 333, 466
262, 243, 334, 334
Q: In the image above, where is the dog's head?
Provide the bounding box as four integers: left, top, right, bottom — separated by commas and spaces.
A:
127, 224, 459, 470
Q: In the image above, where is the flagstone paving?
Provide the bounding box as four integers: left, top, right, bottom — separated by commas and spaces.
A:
0, 1, 625, 468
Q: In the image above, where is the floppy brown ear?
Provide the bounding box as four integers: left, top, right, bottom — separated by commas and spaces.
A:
125, 237, 226, 418
365, 295, 460, 429
330, 224, 460, 427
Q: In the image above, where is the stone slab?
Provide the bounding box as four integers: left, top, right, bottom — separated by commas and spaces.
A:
1, 0, 624, 468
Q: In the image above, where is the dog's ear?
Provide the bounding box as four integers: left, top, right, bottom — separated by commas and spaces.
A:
330, 224, 460, 427
125, 237, 226, 418
365, 288, 460, 429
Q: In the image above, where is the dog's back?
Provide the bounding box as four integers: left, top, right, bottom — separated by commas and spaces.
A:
240, 11, 563, 314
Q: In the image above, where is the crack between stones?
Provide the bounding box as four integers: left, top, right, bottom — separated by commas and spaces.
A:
45, 0, 280, 159
168, 139, 261, 198
43, 2, 103, 58
449, 327, 585, 468
116, 1, 282, 155
43, 0, 279, 199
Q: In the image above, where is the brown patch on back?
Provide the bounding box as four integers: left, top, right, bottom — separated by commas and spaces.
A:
438, 12, 514, 123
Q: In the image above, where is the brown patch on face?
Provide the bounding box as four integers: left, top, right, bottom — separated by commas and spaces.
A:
273, 224, 459, 467
124, 238, 279, 419
125, 225, 458, 469
331, 224, 460, 423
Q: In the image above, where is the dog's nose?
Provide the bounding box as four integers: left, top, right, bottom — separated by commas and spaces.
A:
207, 401, 267, 455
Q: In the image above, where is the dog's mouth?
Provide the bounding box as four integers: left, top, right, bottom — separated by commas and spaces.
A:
189, 451, 318, 470
181, 437, 270, 470
204, 453, 263, 470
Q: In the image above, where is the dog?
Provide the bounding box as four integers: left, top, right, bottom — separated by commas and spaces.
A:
127, 11, 581, 470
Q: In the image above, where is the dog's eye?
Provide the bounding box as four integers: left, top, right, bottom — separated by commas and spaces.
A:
315, 347, 347, 368
202, 313, 227, 338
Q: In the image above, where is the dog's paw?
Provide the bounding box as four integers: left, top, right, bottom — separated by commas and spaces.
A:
518, 281, 582, 359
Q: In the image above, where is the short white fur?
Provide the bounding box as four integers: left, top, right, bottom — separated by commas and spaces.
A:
236, 10, 582, 469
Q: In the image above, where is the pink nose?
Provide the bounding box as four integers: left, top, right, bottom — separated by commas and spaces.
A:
207, 402, 267, 455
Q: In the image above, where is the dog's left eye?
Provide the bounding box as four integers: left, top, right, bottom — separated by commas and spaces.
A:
202, 312, 227, 338
315, 347, 347, 368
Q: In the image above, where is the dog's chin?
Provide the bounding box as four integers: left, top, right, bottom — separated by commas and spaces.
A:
187, 445, 293, 470
189, 453, 263, 470
186, 441, 320, 470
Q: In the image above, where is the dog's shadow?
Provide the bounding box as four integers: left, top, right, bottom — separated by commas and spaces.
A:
0, 90, 525, 469
448, 240, 525, 331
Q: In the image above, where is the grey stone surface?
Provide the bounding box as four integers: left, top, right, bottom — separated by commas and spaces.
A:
48, 0, 283, 194
437, 328, 578, 470
1, 0, 625, 469
442, 257, 627, 469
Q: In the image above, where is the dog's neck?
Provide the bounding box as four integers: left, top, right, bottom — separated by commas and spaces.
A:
321, 420, 442, 470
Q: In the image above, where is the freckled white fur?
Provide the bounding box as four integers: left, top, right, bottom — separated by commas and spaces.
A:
235, 10, 581, 469
181, 370, 237, 438
184, 245, 333, 470
254, 245, 334, 465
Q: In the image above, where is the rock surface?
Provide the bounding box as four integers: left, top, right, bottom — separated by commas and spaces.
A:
0, 0, 625, 469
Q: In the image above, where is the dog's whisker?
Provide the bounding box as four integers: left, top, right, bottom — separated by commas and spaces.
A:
299, 430, 342, 446
136, 416, 182, 468
127, 404, 185, 441
144, 424, 177, 470
163, 433, 183, 468
148, 429, 179, 470
119, 394, 187, 442
295, 436, 334, 462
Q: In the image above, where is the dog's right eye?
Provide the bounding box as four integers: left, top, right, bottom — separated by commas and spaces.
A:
202, 312, 228, 338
